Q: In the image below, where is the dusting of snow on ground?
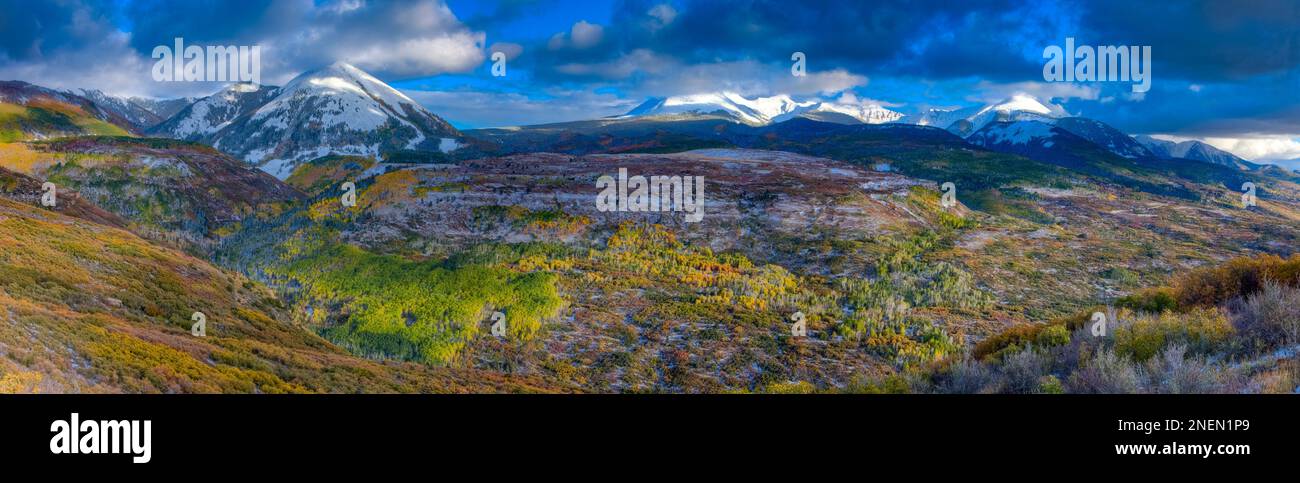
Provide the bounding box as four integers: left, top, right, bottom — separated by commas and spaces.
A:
977, 121, 1055, 145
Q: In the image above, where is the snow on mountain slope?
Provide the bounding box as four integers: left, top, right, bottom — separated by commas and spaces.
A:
73, 89, 165, 130
946, 94, 1069, 137
965, 120, 1125, 169
132, 96, 196, 121
1134, 135, 1255, 170
624, 92, 903, 126
71, 89, 196, 131
197, 62, 461, 178
0, 81, 136, 136
1053, 117, 1152, 159
802, 102, 904, 124
625, 92, 815, 125
896, 106, 982, 128
966, 120, 1058, 147
148, 83, 280, 141
1134, 135, 1176, 158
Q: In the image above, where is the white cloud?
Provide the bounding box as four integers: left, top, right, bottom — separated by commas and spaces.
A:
570, 21, 604, 49
1149, 134, 1300, 162
648, 4, 678, 31
773, 68, 869, 96
557, 49, 673, 78
294, 0, 487, 78
1203, 136, 1300, 161
489, 42, 524, 61
835, 91, 903, 108
342, 32, 485, 77
547, 32, 567, 51
562, 54, 867, 97
549, 20, 605, 50
0, 0, 489, 97
970, 80, 1100, 103
0, 29, 211, 98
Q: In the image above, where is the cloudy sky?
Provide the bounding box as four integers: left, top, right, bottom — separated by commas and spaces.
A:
2, 0, 1298, 164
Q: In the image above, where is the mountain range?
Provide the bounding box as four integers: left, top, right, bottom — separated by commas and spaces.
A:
623, 92, 905, 126
613, 90, 1261, 171
0, 62, 1275, 177
5, 62, 1300, 394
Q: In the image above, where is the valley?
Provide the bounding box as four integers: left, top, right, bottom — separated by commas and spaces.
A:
2, 65, 1299, 394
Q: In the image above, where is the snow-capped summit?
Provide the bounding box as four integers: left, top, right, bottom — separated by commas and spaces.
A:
625, 92, 815, 125
148, 82, 279, 141
897, 106, 983, 128
624, 92, 902, 126
72, 89, 169, 130
258, 62, 431, 132
164, 62, 462, 179
984, 94, 1069, 118
797, 102, 904, 124
947, 94, 1070, 137
893, 94, 1071, 138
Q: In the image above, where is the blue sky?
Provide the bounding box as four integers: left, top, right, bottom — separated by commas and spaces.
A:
2, 0, 1298, 162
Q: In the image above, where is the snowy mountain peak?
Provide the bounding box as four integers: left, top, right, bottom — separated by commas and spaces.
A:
807, 102, 904, 124
639, 92, 813, 125
624, 91, 901, 125
147, 82, 279, 141
946, 93, 1069, 137
279, 61, 422, 113
223, 82, 265, 94
201, 62, 460, 178
983, 94, 1068, 117
967, 120, 1058, 147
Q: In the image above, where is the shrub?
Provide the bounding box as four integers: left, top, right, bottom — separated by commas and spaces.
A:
1143, 344, 1235, 394
1036, 375, 1064, 394
282, 243, 564, 364
1112, 308, 1232, 361
1101, 267, 1141, 286
1000, 349, 1050, 394
1229, 282, 1300, 354
845, 374, 914, 394
1173, 254, 1300, 308
1066, 349, 1141, 394
973, 324, 1039, 361
760, 381, 818, 394
935, 357, 999, 394
1117, 287, 1178, 313
1035, 325, 1072, 348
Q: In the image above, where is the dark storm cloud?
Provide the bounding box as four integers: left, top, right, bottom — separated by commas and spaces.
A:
1081, 0, 1300, 81
0, 0, 118, 60
1, 0, 1297, 141
0, 0, 490, 97
515, 0, 1071, 84
123, 0, 305, 50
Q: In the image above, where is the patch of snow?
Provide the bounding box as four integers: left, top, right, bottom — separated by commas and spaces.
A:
977, 121, 1056, 145
259, 157, 294, 179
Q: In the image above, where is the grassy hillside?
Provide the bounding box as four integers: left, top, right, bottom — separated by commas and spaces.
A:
3, 114, 1299, 393
0, 100, 129, 142
917, 254, 1300, 394
0, 137, 302, 250
0, 194, 569, 393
